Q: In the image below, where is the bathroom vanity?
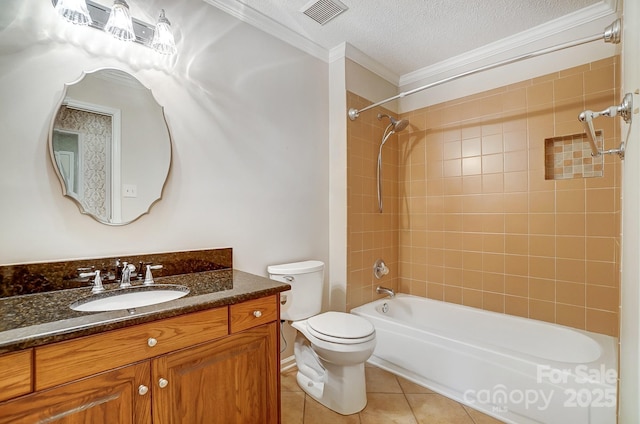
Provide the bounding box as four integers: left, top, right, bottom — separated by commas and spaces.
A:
0, 259, 289, 424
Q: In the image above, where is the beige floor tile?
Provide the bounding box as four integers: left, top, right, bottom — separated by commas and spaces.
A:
397, 376, 434, 394
281, 391, 305, 424
463, 405, 506, 424
281, 365, 507, 424
360, 393, 418, 424
406, 393, 474, 424
282, 367, 303, 392
365, 366, 403, 393
303, 397, 361, 424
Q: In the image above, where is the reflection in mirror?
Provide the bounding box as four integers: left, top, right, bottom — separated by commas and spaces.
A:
50, 69, 172, 225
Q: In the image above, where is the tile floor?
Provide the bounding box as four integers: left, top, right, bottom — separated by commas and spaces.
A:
281, 365, 505, 424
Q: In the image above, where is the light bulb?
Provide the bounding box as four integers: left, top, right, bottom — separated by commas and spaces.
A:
151, 9, 177, 55
104, 0, 135, 41
54, 0, 92, 25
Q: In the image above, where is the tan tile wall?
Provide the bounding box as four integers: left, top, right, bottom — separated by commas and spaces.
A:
346, 94, 400, 310
347, 56, 621, 337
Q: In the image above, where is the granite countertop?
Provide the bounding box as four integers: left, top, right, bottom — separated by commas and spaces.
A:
0, 269, 290, 354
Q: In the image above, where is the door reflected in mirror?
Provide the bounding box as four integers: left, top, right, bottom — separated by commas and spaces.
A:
50, 69, 172, 225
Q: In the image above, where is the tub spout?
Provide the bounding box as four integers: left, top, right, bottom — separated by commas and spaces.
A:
376, 286, 395, 298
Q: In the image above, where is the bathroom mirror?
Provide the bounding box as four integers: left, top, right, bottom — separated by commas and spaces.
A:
49, 69, 172, 225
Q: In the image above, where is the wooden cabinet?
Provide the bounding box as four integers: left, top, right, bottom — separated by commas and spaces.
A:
153, 322, 278, 424
0, 295, 280, 424
0, 362, 151, 424
0, 349, 32, 402
35, 307, 229, 390
230, 295, 278, 333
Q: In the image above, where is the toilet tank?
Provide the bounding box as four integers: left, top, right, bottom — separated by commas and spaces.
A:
267, 260, 324, 321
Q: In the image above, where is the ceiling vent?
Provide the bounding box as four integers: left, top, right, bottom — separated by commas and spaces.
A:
301, 0, 348, 25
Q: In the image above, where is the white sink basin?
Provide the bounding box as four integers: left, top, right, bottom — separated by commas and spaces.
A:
70, 285, 190, 312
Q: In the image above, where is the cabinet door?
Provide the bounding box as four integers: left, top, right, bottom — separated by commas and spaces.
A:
0, 362, 151, 424
0, 349, 32, 402
152, 322, 278, 424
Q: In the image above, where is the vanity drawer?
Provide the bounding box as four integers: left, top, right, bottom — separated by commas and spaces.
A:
0, 349, 32, 402
230, 295, 278, 333
35, 307, 228, 391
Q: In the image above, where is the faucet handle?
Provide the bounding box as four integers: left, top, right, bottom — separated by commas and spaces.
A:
143, 264, 163, 286
373, 259, 389, 279
78, 270, 105, 293
91, 270, 105, 294
78, 271, 96, 279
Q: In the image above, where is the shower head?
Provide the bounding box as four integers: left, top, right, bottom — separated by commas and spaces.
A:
377, 113, 409, 133
393, 118, 409, 132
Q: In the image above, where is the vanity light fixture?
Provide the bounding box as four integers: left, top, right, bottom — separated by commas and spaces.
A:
53, 0, 92, 25
104, 0, 135, 42
150, 10, 177, 55
51, 0, 177, 55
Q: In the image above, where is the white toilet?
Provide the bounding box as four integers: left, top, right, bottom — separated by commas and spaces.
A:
268, 260, 376, 415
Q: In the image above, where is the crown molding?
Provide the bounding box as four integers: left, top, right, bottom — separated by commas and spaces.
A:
202, 0, 618, 89
399, 0, 619, 86
202, 0, 329, 62
328, 42, 346, 63
339, 43, 400, 85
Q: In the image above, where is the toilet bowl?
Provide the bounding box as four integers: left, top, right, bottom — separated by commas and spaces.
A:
268, 261, 376, 415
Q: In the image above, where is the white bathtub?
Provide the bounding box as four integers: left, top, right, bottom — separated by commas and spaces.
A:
351, 294, 617, 424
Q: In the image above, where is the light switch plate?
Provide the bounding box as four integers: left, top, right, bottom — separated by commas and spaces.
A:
123, 184, 137, 198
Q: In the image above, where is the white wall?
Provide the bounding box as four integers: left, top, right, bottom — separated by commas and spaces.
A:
0, 0, 329, 278
345, 58, 398, 113
619, 0, 640, 420
328, 52, 347, 312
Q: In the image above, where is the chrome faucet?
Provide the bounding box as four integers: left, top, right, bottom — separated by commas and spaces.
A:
376, 285, 395, 298
120, 262, 135, 288
79, 269, 104, 294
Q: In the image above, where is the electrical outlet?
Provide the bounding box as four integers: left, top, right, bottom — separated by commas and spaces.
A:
123, 184, 137, 198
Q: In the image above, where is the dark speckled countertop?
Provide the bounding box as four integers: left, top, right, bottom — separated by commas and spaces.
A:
0, 269, 290, 354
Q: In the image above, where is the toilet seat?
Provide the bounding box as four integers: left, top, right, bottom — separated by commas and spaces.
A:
307, 312, 375, 344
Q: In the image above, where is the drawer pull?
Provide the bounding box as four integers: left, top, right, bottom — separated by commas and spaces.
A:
147, 338, 158, 347
138, 385, 149, 395
158, 378, 168, 388
253, 310, 262, 318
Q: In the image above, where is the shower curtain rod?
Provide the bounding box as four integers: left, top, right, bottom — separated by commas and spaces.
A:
347, 19, 622, 121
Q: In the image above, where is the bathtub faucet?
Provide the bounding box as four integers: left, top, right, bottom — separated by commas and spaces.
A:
376, 286, 395, 298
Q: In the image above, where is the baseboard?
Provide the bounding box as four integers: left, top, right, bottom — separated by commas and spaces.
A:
280, 355, 296, 372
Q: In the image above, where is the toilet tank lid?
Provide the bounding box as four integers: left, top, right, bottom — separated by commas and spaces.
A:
267, 260, 324, 275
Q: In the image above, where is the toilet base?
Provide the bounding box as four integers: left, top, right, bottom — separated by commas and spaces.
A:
294, 335, 368, 415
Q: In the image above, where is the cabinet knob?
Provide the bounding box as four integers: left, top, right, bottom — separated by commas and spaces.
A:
253, 310, 262, 318
158, 378, 168, 388
138, 385, 149, 395
148, 338, 158, 347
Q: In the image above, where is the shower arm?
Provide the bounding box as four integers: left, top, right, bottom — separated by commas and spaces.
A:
348, 19, 621, 121
578, 93, 633, 158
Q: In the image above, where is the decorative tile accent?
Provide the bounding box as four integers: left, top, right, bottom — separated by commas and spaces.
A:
544, 131, 604, 180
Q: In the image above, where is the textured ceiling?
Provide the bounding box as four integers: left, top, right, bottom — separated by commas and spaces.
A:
207, 0, 609, 80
